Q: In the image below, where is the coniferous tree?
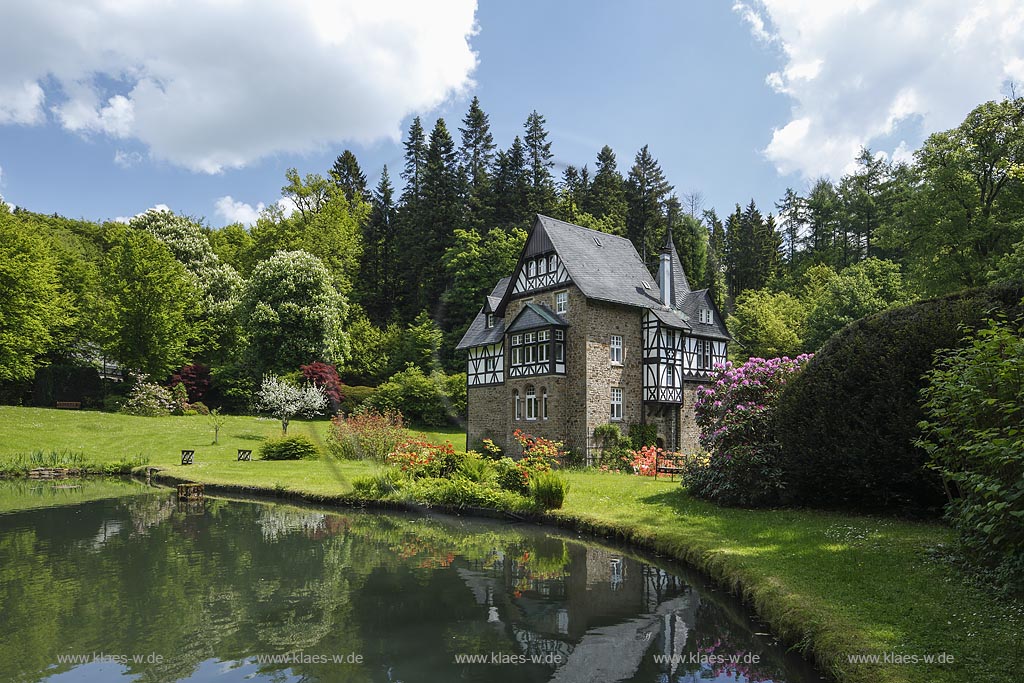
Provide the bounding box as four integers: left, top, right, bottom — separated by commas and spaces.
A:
702, 208, 727, 309
665, 195, 707, 286
458, 96, 497, 229
492, 136, 531, 229
584, 145, 627, 231
360, 166, 396, 323
805, 178, 841, 265
775, 187, 807, 270
556, 165, 584, 222
329, 150, 367, 204
625, 145, 673, 265
523, 110, 556, 215
416, 118, 466, 315
394, 117, 428, 316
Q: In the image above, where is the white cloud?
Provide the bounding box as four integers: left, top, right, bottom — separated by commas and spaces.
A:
735, 0, 1024, 179
113, 204, 171, 224
113, 149, 143, 168
214, 195, 297, 227
214, 196, 264, 227
0, 1, 478, 173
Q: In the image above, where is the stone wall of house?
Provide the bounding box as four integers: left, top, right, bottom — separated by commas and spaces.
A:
679, 382, 702, 454
466, 384, 508, 451
580, 300, 644, 464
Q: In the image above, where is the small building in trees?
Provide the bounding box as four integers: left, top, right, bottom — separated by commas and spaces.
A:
456, 215, 730, 459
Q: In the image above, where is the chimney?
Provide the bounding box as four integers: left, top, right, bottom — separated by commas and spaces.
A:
658, 226, 674, 307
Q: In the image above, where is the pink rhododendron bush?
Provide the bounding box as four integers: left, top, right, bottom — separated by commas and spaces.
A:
692, 355, 812, 506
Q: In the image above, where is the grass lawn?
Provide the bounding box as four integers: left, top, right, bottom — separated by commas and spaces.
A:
0, 406, 1020, 683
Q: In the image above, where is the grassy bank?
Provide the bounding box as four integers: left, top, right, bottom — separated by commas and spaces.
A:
1, 406, 1020, 683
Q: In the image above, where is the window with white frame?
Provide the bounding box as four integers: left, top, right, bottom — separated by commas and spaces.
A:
555, 290, 568, 314
699, 308, 713, 324
610, 335, 623, 364
527, 260, 536, 277
610, 387, 623, 421
485, 313, 493, 329
526, 386, 537, 420
513, 390, 521, 420
555, 329, 564, 362
696, 338, 712, 370
541, 388, 549, 419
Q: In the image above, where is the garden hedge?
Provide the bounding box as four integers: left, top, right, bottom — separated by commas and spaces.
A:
774, 282, 1024, 513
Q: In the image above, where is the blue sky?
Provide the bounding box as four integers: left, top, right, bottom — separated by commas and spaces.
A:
1, 1, 1021, 227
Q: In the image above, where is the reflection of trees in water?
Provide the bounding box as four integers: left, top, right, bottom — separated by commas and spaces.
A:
256, 505, 327, 542
0, 489, 813, 683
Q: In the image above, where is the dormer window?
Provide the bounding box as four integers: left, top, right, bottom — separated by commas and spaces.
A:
485, 313, 494, 329
699, 308, 713, 324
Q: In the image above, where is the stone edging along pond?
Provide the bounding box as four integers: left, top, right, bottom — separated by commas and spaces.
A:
142, 466, 846, 683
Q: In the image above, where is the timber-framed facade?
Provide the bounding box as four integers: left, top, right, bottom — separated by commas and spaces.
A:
456, 215, 730, 460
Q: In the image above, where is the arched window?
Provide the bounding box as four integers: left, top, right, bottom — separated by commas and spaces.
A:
541, 387, 549, 419
513, 390, 521, 420
527, 260, 536, 277
538, 257, 547, 275
525, 386, 537, 420
548, 254, 558, 272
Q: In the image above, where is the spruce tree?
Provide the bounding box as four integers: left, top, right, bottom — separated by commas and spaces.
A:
584, 145, 627, 231
625, 145, 673, 265
458, 96, 497, 229
360, 166, 396, 323
523, 110, 556, 215
492, 137, 531, 230
329, 150, 367, 204
417, 118, 466, 315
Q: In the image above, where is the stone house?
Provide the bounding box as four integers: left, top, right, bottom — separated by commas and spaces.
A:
456, 215, 730, 460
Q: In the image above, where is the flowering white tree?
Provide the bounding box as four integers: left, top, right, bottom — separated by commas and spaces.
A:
256, 374, 328, 434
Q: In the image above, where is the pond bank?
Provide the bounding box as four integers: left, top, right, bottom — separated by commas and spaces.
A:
142, 465, 1023, 683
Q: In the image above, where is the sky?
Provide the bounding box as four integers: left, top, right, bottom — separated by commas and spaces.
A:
0, 0, 1022, 227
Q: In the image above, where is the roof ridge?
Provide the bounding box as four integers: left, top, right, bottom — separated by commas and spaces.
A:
535, 214, 632, 245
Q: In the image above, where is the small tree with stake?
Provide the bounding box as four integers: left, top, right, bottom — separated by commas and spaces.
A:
256, 375, 328, 435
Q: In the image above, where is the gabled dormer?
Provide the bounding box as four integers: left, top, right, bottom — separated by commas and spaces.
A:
505, 303, 568, 378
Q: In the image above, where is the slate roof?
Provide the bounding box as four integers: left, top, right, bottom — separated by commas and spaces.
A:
532, 215, 664, 310
506, 303, 568, 333
458, 216, 731, 350
455, 277, 510, 349
678, 289, 732, 340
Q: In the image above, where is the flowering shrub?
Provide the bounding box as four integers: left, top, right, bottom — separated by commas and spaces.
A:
629, 445, 660, 477
387, 439, 462, 479
328, 408, 405, 461
481, 438, 503, 459
512, 429, 564, 467
691, 355, 811, 506
120, 373, 177, 417
494, 457, 532, 494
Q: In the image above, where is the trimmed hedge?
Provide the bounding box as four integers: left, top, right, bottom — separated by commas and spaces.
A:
774, 282, 1024, 512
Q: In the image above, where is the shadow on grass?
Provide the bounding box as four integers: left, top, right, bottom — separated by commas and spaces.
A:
233, 432, 269, 442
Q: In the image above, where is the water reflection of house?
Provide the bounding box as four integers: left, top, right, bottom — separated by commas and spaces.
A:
455, 540, 699, 679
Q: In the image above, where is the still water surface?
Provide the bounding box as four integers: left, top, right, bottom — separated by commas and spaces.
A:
0, 478, 824, 682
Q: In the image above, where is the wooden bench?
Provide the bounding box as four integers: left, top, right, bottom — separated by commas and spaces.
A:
181, 449, 195, 465
55, 401, 82, 409
237, 449, 252, 461
654, 452, 688, 480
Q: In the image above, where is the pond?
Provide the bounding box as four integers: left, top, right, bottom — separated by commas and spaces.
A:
0, 478, 824, 683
